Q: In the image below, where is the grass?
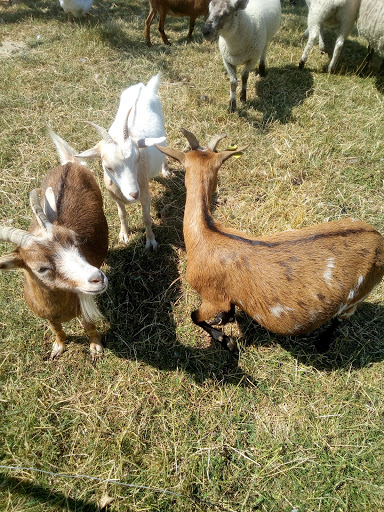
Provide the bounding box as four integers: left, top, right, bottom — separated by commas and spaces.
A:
0, 0, 384, 510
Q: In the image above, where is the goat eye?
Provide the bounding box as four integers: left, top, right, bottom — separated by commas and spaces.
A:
37, 266, 51, 274
105, 166, 114, 174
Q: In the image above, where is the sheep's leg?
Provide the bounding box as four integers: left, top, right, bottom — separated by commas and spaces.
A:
224, 61, 238, 113
49, 321, 67, 359
138, 174, 157, 251
258, 45, 267, 77
67, 11, 74, 23
81, 318, 103, 362
145, 6, 157, 46
191, 300, 237, 352
327, 34, 345, 73
158, 12, 171, 45
318, 28, 325, 53
240, 70, 249, 103
209, 303, 236, 326
187, 16, 197, 42
299, 24, 320, 68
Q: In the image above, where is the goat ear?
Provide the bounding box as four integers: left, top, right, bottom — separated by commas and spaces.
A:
0, 252, 25, 270
44, 187, 57, 223
136, 136, 167, 149
234, 0, 248, 10
218, 145, 248, 164
76, 145, 101, 160
155, 145, 185, 164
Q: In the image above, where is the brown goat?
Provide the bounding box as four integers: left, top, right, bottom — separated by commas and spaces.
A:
145, 0, 210, 46
0, 133, 109, 361
156, 129, 384, 352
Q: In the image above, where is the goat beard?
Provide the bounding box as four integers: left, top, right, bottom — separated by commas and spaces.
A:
78, 293, 104, 323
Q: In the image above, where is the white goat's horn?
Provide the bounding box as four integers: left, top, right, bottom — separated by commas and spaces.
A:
123, 107, 132, 142
208, 134, 227, 152
0, 226, 34, 247
180, 128, 200, 150
30, 188, 51, 231
86, 121, 115, 144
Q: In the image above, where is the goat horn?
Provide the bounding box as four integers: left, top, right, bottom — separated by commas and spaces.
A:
208, 134, 227, 152
0, 226, 34, 247
123, 107, 132, 142
86, 121, 115, 144
180, 128, 200, 150
30, 188, 51, 231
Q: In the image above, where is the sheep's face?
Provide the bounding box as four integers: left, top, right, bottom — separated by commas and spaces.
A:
203, 0, 249, 39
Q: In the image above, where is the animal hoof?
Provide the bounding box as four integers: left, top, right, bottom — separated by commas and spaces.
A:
146, 239, 159, 251
299, 60, 305, 69
50, 341, 66, 360
90, 344, 104, 362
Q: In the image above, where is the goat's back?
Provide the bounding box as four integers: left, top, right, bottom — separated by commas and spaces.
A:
30, 163, 108, 268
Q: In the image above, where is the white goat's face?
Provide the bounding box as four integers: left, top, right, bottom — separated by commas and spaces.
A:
100, 139, 141, 203
203, 0, 248, 39
20, 229, 108, 295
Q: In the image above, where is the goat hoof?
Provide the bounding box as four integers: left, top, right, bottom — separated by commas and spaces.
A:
299, 60, 305, 69
90, 345, 104, 362
50, 341, 66, 360
146, 239, 159, 251
118, 231, 129, 244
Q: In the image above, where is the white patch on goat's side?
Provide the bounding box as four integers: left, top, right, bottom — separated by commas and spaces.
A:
324, 257, 335, 285
357, 275, 364, 288
270, 303, 292, 318
347, 289, 355, 301
78, 293, 104, 323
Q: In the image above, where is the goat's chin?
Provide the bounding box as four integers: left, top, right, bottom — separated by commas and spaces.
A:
78, 293, 104, 323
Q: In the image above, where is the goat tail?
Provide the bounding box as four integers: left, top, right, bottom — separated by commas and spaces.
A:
78, 293, 104, 324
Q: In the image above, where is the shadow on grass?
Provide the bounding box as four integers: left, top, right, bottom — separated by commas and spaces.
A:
237, 64, 314, 127
97, 170, 257, 387
0, 473, 98, 512
236, 302, 384, 371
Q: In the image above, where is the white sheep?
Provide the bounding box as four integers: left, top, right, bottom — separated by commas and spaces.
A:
203, 0, 281, 112
357, 0, 384, 68
58, 0, 93, 22
299, 0, 361, 73
77, 73, 168, 251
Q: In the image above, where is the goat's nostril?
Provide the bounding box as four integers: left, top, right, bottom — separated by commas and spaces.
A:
89, 271, 104, 285
130, 191, 140, 200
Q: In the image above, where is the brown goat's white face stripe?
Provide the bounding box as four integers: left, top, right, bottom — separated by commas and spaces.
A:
56, 246, 107, 294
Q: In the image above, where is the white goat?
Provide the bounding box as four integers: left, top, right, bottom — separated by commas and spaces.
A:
0, 131, 109, 360
299, 0, 361, 73
157, 129, 384, 354
357, 0, 384, 67
77, 73, 168, 251
203, 0, 281, 112
58, 0, 93, 22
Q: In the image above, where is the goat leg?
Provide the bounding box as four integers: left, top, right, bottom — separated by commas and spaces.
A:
49, 321, 67, 359
191, 310, 238, 353
209, 303, 236, 326
82, 318, 104, 362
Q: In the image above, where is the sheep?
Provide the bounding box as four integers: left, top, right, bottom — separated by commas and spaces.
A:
357, 0, 384, 69
299, 0, 361, 73
77, 73, 168, 251
156, 129, 384, 353
58, 0, 93, 22
0, 130, 109, 361
145, 0, 210, 46
203, 0, 281, 113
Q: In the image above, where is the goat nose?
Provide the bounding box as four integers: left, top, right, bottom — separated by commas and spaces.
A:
130, 191, 140, 200
88, 270, 105, 285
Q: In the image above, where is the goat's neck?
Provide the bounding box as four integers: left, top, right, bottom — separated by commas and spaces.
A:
183, 176, 215, 249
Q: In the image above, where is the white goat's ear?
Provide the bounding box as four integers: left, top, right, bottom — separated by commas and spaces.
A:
155, 145, 185, 164
0, 253, 24, 270
44, 187, 57, 223
76, 145, 101, 159
135, 136, 167, 149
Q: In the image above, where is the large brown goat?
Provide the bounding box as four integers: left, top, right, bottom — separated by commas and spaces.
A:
156, 129, 384, 353
145, 0, 210, 46
0, 132, 109, 361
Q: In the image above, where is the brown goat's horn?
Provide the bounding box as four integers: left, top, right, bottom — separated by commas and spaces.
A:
180, 128, 200, 150
0, 226, 34, 247
30, 188, 51, 231
86, 121, 115, 144
208, 134, 227, 152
